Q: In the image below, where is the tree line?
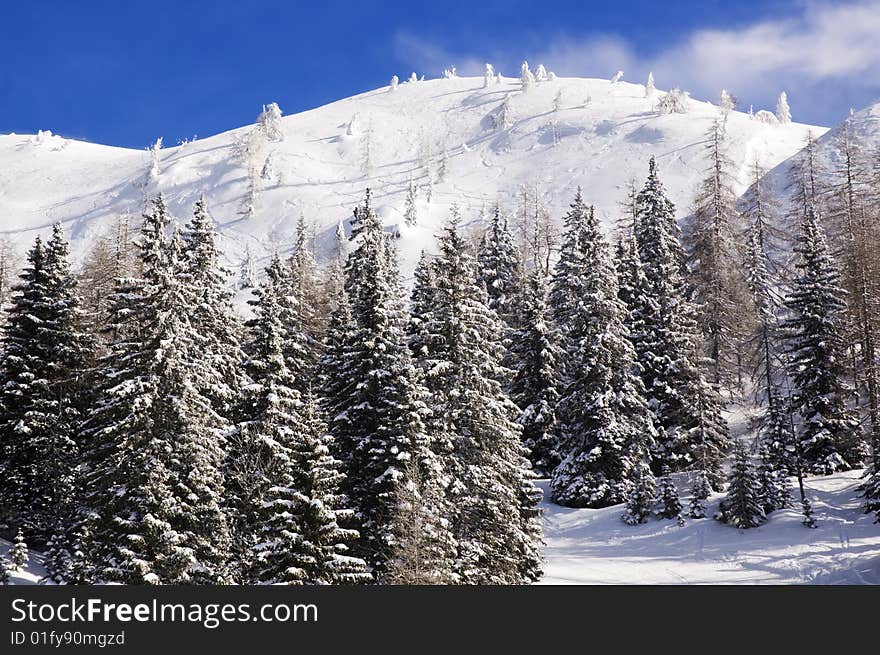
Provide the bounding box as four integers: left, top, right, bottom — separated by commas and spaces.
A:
1, 121, 878, 583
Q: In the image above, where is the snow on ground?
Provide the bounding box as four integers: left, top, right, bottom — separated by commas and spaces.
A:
0, 538, 47, 585
0, 76, 826, 281
538, 470, 880, 585
4, 472, 877, 585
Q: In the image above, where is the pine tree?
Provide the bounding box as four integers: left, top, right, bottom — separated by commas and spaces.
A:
776, 92, 792, 124
622, 465, 656, 525
783, 201, 866, 474
688, 469, 711, 519
656, 470, 682, 519
477, 204, 521, 333
286, 214, 325, 372
229, 253, 307, 581
82, 196, 230, 584
43, 532, 72, 583
0, 555, 10, 584
686, 120, 749, 389
10, 528, 29, 570
757, 443, 791, 514
182, 196, 246, 416
413, 212, 542, 584
718, 442, 765, 529
549, 189, 591, 383
508, 272, 559, 476
252, 391, 370, 584
0, 224, 90, 541
387, 455, 453, 584
550, 196, 656, 508
631, 157, 729, 484
404, 177, 419, 226
319, 190, 446, 582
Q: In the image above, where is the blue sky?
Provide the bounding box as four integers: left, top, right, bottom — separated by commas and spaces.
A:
2, 0, 879, 148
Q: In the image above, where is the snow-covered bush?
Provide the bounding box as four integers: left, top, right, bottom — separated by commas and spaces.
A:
443, 66, 457, 79
409, 72, 418, 83
656, 88, 690, 114
390, 75, 399, 91
754, 110, 779, 125
610, 70, 624, 84
547, 71, 557, 81
534, 64, 548, 82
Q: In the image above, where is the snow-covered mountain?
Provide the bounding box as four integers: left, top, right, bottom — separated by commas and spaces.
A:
0, 75, 827, 277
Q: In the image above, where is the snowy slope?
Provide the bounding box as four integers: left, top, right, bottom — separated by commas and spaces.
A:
762, 100, 880, 204
7, 472, 877, 585
0, 76, 826, 279
539, 470, 880, 585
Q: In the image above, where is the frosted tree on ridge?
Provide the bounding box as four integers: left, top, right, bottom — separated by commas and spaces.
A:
645, 71, 655, 96
776, 92, 792, 124
520, 61, 535, 90
484, 63, 494, 88
390, 75, 399, 91
534, 64, 548, 82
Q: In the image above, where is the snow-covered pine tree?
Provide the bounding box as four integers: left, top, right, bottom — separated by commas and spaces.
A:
632, 157, 729, 485
387, 450, 454, 584
43, 532, 72, 583
494, 95, 513, 131
10, 528, 29, 570
688, 469, 711, 519
549, 189, 590, 367
182, 196, 246, 416
319, 190, 446, 582
776, 92, 792, 124
718, 89, 735, 114
404, 177, 419, 226
0, 223, 90, 543
622, 465, 656, 525
645, 72, 655, 97
252, 390, 370, 584
783, 200, 866, 474
686, 119, 750, 389
520, 61, 535, 91
550, 195, 656, 508
483, 63, 494, 88
477, 204, 521, 333
508, 271, 559, 476
656, 470, 682, 519
81, 196, 230, 584
0, 555, 10, 584
757, 443, 791, 514
413, 211, 542, 584
57, 523, 94, 585
257, 102, 284, 142
287, 214, 326, 373
718, 441, 765, 529
740, 160, 796, 472
227, 252, 307, 580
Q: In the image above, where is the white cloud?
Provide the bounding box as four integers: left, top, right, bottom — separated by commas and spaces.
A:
393, 1, 880, 123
